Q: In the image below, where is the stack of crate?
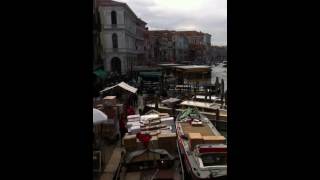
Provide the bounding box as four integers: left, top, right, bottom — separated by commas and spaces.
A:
158, 133, 177, 153
103, 96, 117, 106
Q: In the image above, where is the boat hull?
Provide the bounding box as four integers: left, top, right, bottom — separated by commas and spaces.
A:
178, 138, 227, 180
176, 112, 227, 180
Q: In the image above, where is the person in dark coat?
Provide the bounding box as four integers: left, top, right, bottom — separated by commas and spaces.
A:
119, 113, 127, 140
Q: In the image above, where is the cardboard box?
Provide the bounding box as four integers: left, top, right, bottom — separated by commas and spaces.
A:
128, 126, 141, 134
125, 172, 141, 180
202, 136, 226, 144
150, 120, 161, 126
123, 134, 137, 152
103, 96, 117, 106
161, 117, 174, 126
104, 107, 117, 119
158, 133, 177, 140
148, 136, 159, 149
188, 133, 203, 150
191, 121, 203, 126
127, 114, 140, 119
158, 133, 177, 153
96, 104, 103, 110
149, 130, 161, 136
140, 114, 159, 121
126, 121, 140, 128
159, 113, 170, 118
127, 114, 140, 122
160, 130, 172, 134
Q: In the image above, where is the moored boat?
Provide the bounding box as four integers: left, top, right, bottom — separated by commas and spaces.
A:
115, 111, 184, 180
176, 108, 227, 179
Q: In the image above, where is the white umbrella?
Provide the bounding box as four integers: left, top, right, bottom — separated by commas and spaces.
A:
93, 108, 108, 125
93, 108, 108, 148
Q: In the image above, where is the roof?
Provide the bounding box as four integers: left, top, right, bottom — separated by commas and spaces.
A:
97, 0, 139, 20
100, 82, 137, 94
96, 0, 125, 6
132, 66, 161, 71
161, 98, 181, 105
158, 63, 182, 67
138, 72, 162, 81
180, 101, 221, 110
175, 65, 211, 69
137, 18, 147, 25
176, 31, 205, 36
174, 65, 211, 72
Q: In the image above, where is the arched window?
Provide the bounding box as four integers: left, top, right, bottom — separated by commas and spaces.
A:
112, 33, 118, 49
111, 11, 117, 25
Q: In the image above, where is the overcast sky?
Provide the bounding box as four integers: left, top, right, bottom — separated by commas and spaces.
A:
117, 0, 227, 46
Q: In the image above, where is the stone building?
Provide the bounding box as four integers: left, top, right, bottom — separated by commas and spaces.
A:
96, 0, 148, 75
149, 30, 212, 64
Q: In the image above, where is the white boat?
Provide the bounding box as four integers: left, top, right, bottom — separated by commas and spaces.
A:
176, 108, 227, 179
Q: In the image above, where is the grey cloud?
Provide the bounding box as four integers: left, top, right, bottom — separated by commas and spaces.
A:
119, 0, 227, 45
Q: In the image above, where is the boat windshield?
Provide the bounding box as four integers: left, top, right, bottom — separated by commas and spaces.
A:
200, 152, 227, 166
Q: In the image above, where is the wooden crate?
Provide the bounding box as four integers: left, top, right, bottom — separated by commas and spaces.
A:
188, 133, 204, 150
123, 134, 137, 152
158, 133, 177, 153
203, 135, 226, 144
103, 96, 117, 106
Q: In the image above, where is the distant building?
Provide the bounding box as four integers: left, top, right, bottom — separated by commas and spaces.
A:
173, 34, 189, 63
96, 0, 148, 75
93, 0, 104, 70
149, 30, 212, 64
208, 46, 227, 64
203, 33, 212, 46
149, 30, 176, 63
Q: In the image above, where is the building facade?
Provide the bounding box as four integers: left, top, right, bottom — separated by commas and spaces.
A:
93, 0, 104, 70
173, 34, 189, 63
149, 30, 212, 64
97, 0, 147, 75
149, 30, 175, 63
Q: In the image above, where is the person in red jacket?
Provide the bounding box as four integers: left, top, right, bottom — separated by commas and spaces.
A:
126, 104, 135, 116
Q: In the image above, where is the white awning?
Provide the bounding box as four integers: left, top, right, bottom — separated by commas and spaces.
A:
100, 82, 137, 94
161, 98, 181, 105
